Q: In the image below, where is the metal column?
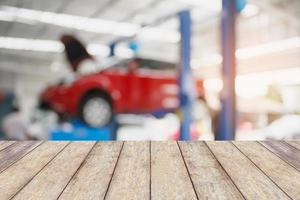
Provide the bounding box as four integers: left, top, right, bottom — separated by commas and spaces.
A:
178, 10, 195, 140
217, 0, 237, 140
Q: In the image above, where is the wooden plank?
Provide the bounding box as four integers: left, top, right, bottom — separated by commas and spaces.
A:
0, 141, 15, 151
12, 142, 95, 200
178, 141, 244, 200
206, 141, 290, 200
260, 141, 300, 171
233, 141, 300, 199
285, 140, 300, 150
0, 141, 42, 173
0, 141, 69, 200
105, 141, 150, 200
151, 141, 197, 200
58, 142, 123, 200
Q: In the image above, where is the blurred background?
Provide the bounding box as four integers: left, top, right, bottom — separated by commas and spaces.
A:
0, 0, 299, 141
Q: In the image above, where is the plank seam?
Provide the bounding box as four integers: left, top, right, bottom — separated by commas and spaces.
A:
176, 141, 199, 200
0, 141, 44, 174
258, 141, 300, 173
282, 141, 300, 151
9, 142, 71, 200
56, 142, 98, 199
149, 141, 152, 200
0, 141, 16, 153
232, 142, 293, 200
103, 141, 125, 200
204, 142, 246, 200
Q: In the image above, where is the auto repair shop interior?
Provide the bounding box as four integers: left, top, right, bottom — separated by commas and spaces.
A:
0, 0, 300, 141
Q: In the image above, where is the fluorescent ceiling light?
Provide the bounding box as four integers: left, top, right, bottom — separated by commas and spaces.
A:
0, 6, 138, 37
192, 37, 300, 68
0, 6, 180, 43
0, 37, 63, 52
0, 36, 135, 58
0, 37, 104, 55
236, 37, 300, 59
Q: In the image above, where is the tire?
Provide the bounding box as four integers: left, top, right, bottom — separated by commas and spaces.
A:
79, 93, 113, 127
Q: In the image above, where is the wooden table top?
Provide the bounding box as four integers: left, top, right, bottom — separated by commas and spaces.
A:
0, 140, 299, 200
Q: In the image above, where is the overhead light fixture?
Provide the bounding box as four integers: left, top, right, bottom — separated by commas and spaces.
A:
0, 37, 64, 52
236, 37, 300, 59
0, 36, 136, 59
0, 6, 139, 37
0, 6, 180, 43
0, 37, 109, 57
192, 37, 300, 67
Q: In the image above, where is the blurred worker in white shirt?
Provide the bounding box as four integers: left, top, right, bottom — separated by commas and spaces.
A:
2, 105, 29, 140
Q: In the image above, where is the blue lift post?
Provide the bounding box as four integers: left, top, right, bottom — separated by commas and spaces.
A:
178, 10, 195, 141
217, 0, 237, 140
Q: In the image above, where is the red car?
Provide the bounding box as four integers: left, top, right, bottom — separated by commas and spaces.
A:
40, 58, 203, 127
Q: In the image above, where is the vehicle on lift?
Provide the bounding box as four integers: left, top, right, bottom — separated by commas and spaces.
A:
39, 58, 204, 127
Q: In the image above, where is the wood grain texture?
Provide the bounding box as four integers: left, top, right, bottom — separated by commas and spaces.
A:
206, 141, 290, 200
151, 141, 197, 200
105, 141, 150, 200
260, 141, 300, 171
0, 141, 299, 199
12, 142, 95, 200
58, 142, 123, 200
0, 141, 15, 151
0, 141, 68, 200
178, 141, 244, 200
285, 140, 300, 150
233, 141, 300, 199
0, 141, 42, 173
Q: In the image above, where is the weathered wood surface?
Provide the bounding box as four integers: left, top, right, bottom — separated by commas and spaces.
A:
260, 141, 300, 171
178, 142, 244, 200
151, 141, 197, 200
207, 141, 290, 200
0, 140, 299, 200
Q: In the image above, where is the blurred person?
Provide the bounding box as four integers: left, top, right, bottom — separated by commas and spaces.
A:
2, 105, 30, 140
60, 34, 98, 76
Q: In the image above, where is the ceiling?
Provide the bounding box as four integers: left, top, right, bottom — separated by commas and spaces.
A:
0, 0, 299, 77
